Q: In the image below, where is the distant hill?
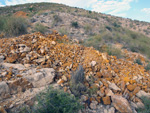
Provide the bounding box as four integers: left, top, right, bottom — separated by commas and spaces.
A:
0, 2, 150, 58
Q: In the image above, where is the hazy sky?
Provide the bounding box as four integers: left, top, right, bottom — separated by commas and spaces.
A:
0, 0, 150, 22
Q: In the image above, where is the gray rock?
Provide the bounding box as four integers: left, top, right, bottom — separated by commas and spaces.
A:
2, 63, 25, 70
0, 55, 5, 61
108, 107, 115, 113
111, 95, 133, 113
26, 68, 55, 88
18, 44, 31, 53
136, 90, 150, 98
90, 101, 98, 110
0, 81, 10, 100
81, 95, 88, 101
90, 61, 96, 67
106, 89, 114, 96
104, 109, 108, 113
34, 57, 45, 63
109, 83, 121, 91
97, 90, 105, 97
1, 72, 7, 77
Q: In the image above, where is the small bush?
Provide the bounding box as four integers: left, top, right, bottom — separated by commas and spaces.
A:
34, 23, 48, 34
70, 65, 86, 97
113, 22, 121, 28
53, 15, 62, 23
107, 46, 123, 58
83, 34, 102, 50
71, 65, 84, 84
0, 16, 7, 32
84, 24, 92, 34
3, 16, 28, 36
136, 96, 150, 113
134, 59, 143, 65
145, 63, 150, 71
105, 26, 112, 31
29, 87, 82, 113
52, 14, 62, 26
89, 11, 92, 14
59, 27, 68, 36
88, 86, 98, 96
71, 21, 79, 28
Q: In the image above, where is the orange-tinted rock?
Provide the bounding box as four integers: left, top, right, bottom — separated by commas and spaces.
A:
127, 84, 136, 92
133, 87, 141, 95
8, 78, 33, 94
97, 72, 102, 78
90, 97, 96, 102
16, 75, 22, 77
0, 106, 7, 113
6, 56, 17, 63
123, 77, 130, 83
96, 96, 101, 103
64, 87, 68, 92
57, 79, 64, 85
120, 81, 125, 91
102, 96, 111, 105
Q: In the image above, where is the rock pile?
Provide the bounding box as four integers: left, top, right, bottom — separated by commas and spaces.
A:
0, 31, 150, 112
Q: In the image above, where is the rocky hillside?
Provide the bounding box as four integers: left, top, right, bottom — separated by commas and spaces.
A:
0, 31, 150, 113
1, 3, 150, 59
0, 3, 150, 37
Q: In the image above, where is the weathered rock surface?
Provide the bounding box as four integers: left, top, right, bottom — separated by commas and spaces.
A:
0, 81, 10, 100
109, 83, 121, 91
0, 106, 7, 113
2, 63, 25, 70
111, 95, 133, 113
136, 90, 150, 98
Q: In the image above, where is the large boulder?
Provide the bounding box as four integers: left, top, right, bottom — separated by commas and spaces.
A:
25, 68, 55, 88
8, 78, 33, 94
0, 81, 10, 101
136, 90, 150, 99
111, 95, 133, 113
2, 63, 25, 70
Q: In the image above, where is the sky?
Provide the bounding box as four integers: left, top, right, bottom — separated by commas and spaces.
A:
0, 0, 150, 22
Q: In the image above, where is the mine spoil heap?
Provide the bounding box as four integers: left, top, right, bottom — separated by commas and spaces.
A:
0, 31, 150, 113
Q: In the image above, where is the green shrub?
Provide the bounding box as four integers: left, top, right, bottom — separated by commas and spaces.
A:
52, 14, 62, 27
83, 34, 102, 50
145, 63, 150, 71
3, 16, 28, 36
105, 26, 112, 31
136, 96, 150, 113
34, 23, 48, 34
107, 46, 123, 58
70, 65, 86, 97
0, 16, 7, 32
71, 65, 84, 84
84, 24, 92, 34
53, 15, 62, 23
113, 22, 121, 28
58, 27, 68, 36
89, 11, 92, 14
71, 21, 79, 28
29, 87, 82, 113
134, 59, 143, 65
88, 86, 98, 96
